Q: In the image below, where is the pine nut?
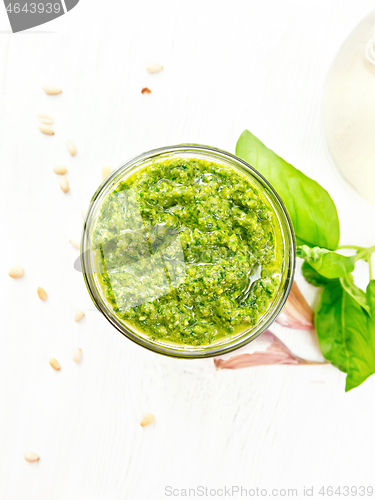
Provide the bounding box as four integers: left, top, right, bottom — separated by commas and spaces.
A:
69, 239, 80, 249
102, 165, 111, 180
53, 165, 67, 175
25, 452, 39, 462
8, 266, 24, 278
43, 85, 62, 95
146, 62, 163, 74
140, 413, 155, 427
66, 140, 77, 156
60, 175, 69, 193
74, 309, 85, 322
38, 113, 53, 124
37, 287, 48, 301
72, 348, 82, 363
39, 124, 54, 135
49, 358, 61, 370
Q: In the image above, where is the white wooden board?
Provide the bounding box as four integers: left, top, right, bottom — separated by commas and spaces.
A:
1, 1, 375, 498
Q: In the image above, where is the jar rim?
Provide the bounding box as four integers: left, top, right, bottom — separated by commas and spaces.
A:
81, 144, 296, 359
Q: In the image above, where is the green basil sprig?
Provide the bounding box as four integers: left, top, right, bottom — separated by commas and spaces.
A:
236, 130, 340, 250
303, 245, 375, 391
236, 129, 375, 391
297, 245, 355, 279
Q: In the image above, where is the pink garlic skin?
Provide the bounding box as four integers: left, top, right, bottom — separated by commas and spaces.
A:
214, 330, 326, 370
276, 281, 314, 330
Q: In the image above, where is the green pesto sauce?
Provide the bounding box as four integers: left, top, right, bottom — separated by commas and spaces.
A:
92, 158, 283, 346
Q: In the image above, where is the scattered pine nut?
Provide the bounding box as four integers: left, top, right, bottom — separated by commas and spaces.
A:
74, 309, 85, 322
66, 140, 77, 156
38, 113, 53, 124
49, 358, 61, 371
39, 124, 54, 135
140, 413, 156, 427
60, 175, 70, 193
53, 165, 67, 175
37, 287, 48, 301
24, 452, 39, 463
8, 266, 24, 278
102, 165, 111, 180
141, 87, 151, 94
69, 239, 80, 249
72, 348, 82, 363
146, 62, 163, 74
43, 84, 62, 95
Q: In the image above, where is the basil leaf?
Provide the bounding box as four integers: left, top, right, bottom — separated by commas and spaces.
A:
236, 130, 340, 250
367, 279, 375, 322
297, 245, 355, 279
301, 261, 331, 287
340, 274, 371, 316
345, 281, 375, 391
315, 281, 347, 372
315, 280, 375, 391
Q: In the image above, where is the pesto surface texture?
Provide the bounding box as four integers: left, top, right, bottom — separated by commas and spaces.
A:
92, 157, 283, 346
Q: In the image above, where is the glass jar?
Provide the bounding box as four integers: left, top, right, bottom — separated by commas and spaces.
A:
81, 144, 295, 358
